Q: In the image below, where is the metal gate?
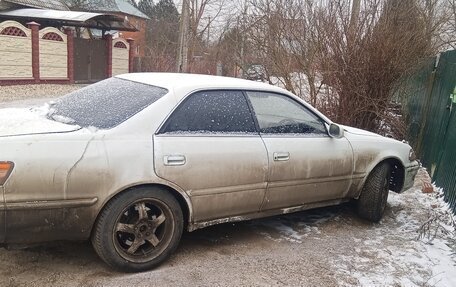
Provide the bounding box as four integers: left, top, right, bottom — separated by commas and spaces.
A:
406, 50, 456, 212
74, 38, 107, 83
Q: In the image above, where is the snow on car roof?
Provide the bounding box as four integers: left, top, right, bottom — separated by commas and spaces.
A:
116, 73, 289, 95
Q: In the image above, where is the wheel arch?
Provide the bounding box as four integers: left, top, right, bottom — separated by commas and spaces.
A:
91, 183, 193, 237
362, 156, 405, 194
383, 157, 405, 193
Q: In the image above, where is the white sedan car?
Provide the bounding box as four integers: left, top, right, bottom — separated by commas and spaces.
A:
0, 73, 419, 272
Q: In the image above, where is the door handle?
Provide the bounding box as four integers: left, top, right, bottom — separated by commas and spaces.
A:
164, 155, 186, 166
273, 152, 290, 161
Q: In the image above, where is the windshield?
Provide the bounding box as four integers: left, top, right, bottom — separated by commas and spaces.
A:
48, 78, 168, 129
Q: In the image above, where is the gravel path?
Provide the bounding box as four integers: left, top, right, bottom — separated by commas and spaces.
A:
0, 84, 82, 104
0, 85, 455, 287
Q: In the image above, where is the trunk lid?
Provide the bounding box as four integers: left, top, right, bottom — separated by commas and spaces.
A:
0, 105, 80, 137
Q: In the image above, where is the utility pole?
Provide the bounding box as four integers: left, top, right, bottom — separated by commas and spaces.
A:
239, 0, 247, 78
207, 16, 210, 44
348, 0, 361, 45
177, 0, 190, 73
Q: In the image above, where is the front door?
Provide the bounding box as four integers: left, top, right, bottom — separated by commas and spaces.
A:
74, 38, 107, 83
154, 90, 268, 222
245, 91, 354, 211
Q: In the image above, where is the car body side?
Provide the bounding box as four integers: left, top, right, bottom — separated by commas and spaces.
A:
0, 76, 419, 245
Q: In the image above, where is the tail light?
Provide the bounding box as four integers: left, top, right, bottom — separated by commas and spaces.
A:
0, 162, 14, 185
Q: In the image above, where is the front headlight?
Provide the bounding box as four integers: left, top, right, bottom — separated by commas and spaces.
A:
409, 149, 417, 161
0, 161, 14, 185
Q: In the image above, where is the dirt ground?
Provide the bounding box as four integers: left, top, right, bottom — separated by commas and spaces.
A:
0, 85, 455, 287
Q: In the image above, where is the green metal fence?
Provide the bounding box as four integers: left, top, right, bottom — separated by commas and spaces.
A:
406, 50, 456, 212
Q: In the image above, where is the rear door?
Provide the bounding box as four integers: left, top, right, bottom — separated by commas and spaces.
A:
154, 90, 268, 222
245, 91, 354, 211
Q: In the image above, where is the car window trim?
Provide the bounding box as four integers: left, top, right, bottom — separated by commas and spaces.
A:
155, 133, 261, 138
243, 90, 329, 137
242, 90, 262, 133
156, 89, 261, 136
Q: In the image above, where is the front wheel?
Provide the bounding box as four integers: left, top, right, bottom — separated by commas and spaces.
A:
357, 163, 391, 222
91, 187, 183, 272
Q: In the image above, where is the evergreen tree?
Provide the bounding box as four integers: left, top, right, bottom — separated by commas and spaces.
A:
137, 0, 155, 19
136, 0, 180, 71
149, 0, 179, 46
126, 0, 138, 8
152, 0, 179, 20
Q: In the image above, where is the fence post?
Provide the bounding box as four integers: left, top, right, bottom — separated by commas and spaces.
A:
105, 34, 113, 78
416, 67, 437, 156
127, 38, 135, 73
64, 28, 74, 83
27, 21, 40, 83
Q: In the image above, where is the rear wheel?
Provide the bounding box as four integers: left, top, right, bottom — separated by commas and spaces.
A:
357, 163, 391, 222
91, 187, 183, 272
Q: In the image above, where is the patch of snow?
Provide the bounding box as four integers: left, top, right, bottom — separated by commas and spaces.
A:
252, 219, 309, 243
423, 239, 456, 286
333, 179, 456, 286
251, 210, 336, 243
0, 104, 79, 137
50, 114, 76, 125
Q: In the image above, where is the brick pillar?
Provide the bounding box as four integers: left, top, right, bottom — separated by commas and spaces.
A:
105, 34, 113, 78
127, 38, 135, 73
27, 22, 40, 83
64, 28, 74, 83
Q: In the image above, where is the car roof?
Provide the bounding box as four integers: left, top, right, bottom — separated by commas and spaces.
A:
116, 72, 333, 125
116, 72, 290, 95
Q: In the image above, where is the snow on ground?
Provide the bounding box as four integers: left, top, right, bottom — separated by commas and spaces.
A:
244, 169, 456, 287
336, 170, 456, 287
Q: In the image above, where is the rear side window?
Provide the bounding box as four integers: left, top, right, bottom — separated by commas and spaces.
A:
49, 78, 168, 129
160, 90, 256, 134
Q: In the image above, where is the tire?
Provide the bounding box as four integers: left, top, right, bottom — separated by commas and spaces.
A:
91, 187, 183, 272
357, 163, 391, 222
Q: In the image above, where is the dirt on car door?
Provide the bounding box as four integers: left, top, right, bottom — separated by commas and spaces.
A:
153, 90, 269, 222
244, 91, 354, 211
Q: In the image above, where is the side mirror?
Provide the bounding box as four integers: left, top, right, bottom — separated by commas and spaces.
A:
329, 123, 344, 138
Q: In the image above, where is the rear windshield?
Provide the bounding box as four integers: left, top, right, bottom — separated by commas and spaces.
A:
48, 78, 168, 129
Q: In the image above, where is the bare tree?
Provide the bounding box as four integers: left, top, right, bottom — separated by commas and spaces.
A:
233, 0, 451, 138
241, 0, 328, 106
317, 0, 445, 137
441, 0, 456, 49
186, 0, 234, 72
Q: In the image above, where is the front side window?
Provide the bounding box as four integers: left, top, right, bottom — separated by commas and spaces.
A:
246, 91, 327, 135
160, 90, 256, 134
